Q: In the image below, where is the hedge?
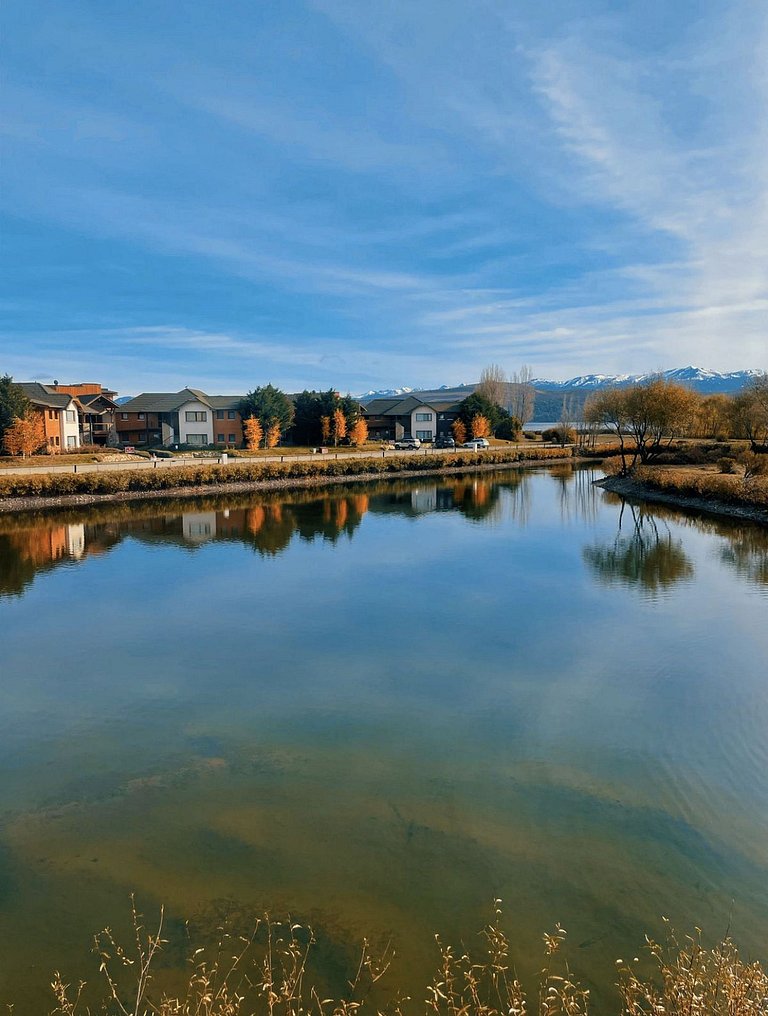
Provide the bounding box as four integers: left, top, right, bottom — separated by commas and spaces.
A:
0, 447, 575, 501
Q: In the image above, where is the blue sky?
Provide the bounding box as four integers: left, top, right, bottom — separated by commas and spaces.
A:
1, 0, 766, 395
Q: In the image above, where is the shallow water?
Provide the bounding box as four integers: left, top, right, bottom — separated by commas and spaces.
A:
0, 466, 767, 1012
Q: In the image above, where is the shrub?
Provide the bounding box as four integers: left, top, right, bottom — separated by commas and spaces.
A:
717, 456, 738, 474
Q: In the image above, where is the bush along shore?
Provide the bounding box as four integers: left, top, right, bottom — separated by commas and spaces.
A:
0, 447, 575, 511
597, 465, 768, 525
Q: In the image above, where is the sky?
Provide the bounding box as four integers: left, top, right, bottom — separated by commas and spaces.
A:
1, 0, 767, 396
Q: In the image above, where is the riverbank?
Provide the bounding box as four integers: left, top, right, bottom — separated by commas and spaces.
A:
597, 472, 768, 526
0, 448, 575, 514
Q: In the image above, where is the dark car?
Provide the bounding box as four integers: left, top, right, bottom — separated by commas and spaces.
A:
434, 435, 456, 449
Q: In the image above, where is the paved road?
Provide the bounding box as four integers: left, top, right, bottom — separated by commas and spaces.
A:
0, 445, 499, 477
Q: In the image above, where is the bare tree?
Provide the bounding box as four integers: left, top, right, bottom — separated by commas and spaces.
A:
476, 363, 507, 410
509, 364, 536, 426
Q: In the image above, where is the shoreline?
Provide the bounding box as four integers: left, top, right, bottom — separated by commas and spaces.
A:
0, 456, 579, 517
596, 474, 768, 527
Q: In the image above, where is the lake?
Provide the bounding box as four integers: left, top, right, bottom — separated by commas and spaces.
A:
0, 464, 766, 1013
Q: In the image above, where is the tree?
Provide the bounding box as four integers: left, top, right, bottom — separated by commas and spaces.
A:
320, 416, 331, 444
265, 423, 281, 449
3, 411, 45, 458
239, 384, 294, 444
509, 365, 535, 425
470, 414, 491, 438
0, 375, 30, 448
243, 417, 263, 451
452, 418, 467, 444
495, 416, 522, 441
332, 407, 346, 446
585, 379, 699, 473
731, 374, 768, 451
290, 389, 360, 445
349, 418, 368, 446
476, 364, 507, 410
457, 392, 507, 433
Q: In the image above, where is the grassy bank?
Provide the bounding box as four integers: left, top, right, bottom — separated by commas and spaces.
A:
50, 902, 767, 1015
0, 447, 573, 503
634, 466, 768, 512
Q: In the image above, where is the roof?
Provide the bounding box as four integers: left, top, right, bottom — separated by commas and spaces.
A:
18, 382, 76, 410
119, 388, 216, 412
363, 394, 463, 417
207, 395, 244, 410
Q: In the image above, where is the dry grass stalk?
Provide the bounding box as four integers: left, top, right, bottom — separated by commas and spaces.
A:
48, 902, 767, 1016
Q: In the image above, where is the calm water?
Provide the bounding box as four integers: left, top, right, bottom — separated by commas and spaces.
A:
0, 465, 767, 1012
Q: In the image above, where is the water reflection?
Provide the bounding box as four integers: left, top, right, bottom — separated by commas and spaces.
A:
583, 501, 694, 594
0, 475, 526, 596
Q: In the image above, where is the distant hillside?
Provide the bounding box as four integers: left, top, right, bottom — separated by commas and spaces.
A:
358, 367, 762, 422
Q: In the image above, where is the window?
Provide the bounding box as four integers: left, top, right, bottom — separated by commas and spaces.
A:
218, 433, 225, 443
228, 433, 236, 443
121, 412, 128, 420
66, 435, 77, 447
138, 413, 145, 420
187, 433, 207, 445
185, 410, 207, 422
416, 430, 433, 440
65, 410, 76, 423
49, 410, 56, 420
415, 412, 432, 421
228, 410, 236, 419
216, 410, 224, 420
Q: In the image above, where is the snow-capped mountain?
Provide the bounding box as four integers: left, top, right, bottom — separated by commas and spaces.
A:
532, 367, 762, 394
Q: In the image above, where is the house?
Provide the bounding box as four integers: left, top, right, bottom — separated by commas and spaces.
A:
362, 395, 463, 442
18, 383, 82, 452
46, 383, 119, 445
115, 389, 245, 447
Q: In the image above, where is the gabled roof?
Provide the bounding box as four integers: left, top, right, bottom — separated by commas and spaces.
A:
118, 389, 218, 413
363, 394, 463, 417
19, 382, 76, 410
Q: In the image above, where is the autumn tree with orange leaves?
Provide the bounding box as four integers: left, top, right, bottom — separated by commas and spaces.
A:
349, 418, 368, 446
452, 419, 467, 444
470, 414, 491, 438
3, 412, 45, 458
244, 417, 263, 450
265, 423, 281, 448
332, 408, 347, 445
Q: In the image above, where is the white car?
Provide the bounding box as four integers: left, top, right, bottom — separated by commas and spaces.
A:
394, 437, 421, 449
461, 438, 490, 450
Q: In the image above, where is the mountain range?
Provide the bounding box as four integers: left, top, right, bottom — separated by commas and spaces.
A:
358, 367, 760, 401
357, 368, 762, 422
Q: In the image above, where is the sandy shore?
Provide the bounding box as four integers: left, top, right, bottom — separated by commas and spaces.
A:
596, 475, 768, 526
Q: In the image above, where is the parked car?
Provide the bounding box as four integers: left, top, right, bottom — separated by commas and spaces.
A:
434, 435, 456, 449
394, 437, 421, 449
461, 437, 490, 450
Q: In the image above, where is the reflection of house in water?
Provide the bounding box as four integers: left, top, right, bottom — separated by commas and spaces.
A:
65, 524, 85, 559
182, 512, 218, 543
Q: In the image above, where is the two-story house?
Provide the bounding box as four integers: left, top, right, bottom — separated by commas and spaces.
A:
362, 395, 462, 442
18, 383, 82, 452
115, 389, 245, 447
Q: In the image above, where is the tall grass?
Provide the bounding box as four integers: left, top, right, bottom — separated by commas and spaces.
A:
50, 901, 767, 1016
634, 466, 768, 512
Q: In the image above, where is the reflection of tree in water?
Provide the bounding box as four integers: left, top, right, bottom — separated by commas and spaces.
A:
447, 478, 503, 522
718, 525, 768, 585
583, 501, 694, 593
549, 465, 600, 524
